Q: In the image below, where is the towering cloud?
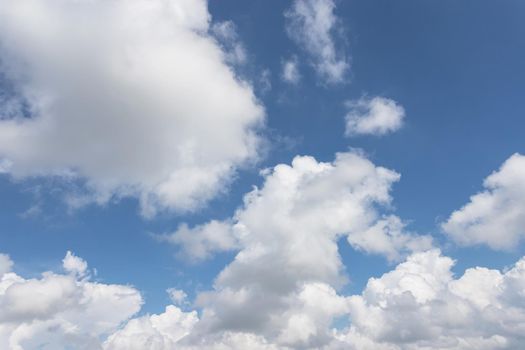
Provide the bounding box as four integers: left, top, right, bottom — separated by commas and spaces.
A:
160, 151, 431, 348
442, 153, 525, 250
0, 0, 264, 217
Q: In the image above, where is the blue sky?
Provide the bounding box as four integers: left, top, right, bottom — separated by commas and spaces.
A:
0, 1, 525, 349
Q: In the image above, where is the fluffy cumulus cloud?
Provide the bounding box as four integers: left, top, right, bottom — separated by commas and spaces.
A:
104, 305, 199, 350
340, 249, 525, 350
0, 0, 264, 217
285, 0, 349, 84
345, 97, 406, 136
102, 250, 525, 350
442, 153, 525, 250
0, 252, 142, 349
4, 237, 525, 349
167, 151, 431, 263
154, 151, 431, 348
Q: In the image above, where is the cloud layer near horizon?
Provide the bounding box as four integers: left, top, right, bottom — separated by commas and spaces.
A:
0, 0, 264, 217
3, 248, 525, 349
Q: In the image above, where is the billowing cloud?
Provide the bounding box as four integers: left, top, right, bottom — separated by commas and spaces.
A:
0, 251, 142, 349
3, 231, 525, 349
340, 249, 525, 349
345, 97, 405, 136
0, 0, 264, 217
166, 151, 430, 263
285, 0, 349, 84
159, 151, 431, 348
104, 305, 199, 350
442, 153, 525, 250
101, 250, 525, 349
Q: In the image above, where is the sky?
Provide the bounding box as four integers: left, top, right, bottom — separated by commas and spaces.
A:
0, 0, 524, 349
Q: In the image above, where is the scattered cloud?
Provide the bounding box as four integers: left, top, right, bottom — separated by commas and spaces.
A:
167, 288, 189, 306
0, 252, 142, 349
259, 69, 272, 94
442, 153, 525, 250
282, 56, 301, 84
0, 1, 522, 350
345, 97, 406, 136
285, 0, 349, 84
212, 20, 247, 66
0, 0, 264, 217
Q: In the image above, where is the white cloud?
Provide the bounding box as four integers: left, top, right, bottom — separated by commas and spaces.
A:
5, 181, 525, 349
0, 252, 142, 349
212, 20, 247, 66
98, 249, 525, 349
347, 215, 433, 262
167, 288, 188, 306
285, 0, 349, 84
0, 0, 264, 217
62, 250, 88, 278
104, 305, 199, 350
0, 255, 12, 278
442, 153, 525, 250
161, 151, 430, 348
166, 151, 430, 263
345, 97, 405, 136
282, 57, 301, 84
340, 249, 525, 349
157, 220, 240, 262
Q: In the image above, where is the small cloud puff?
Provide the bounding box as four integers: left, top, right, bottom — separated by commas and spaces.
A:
345, 96, 405, 136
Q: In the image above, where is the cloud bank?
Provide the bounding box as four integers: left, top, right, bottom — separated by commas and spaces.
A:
4, 248, 525, 349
